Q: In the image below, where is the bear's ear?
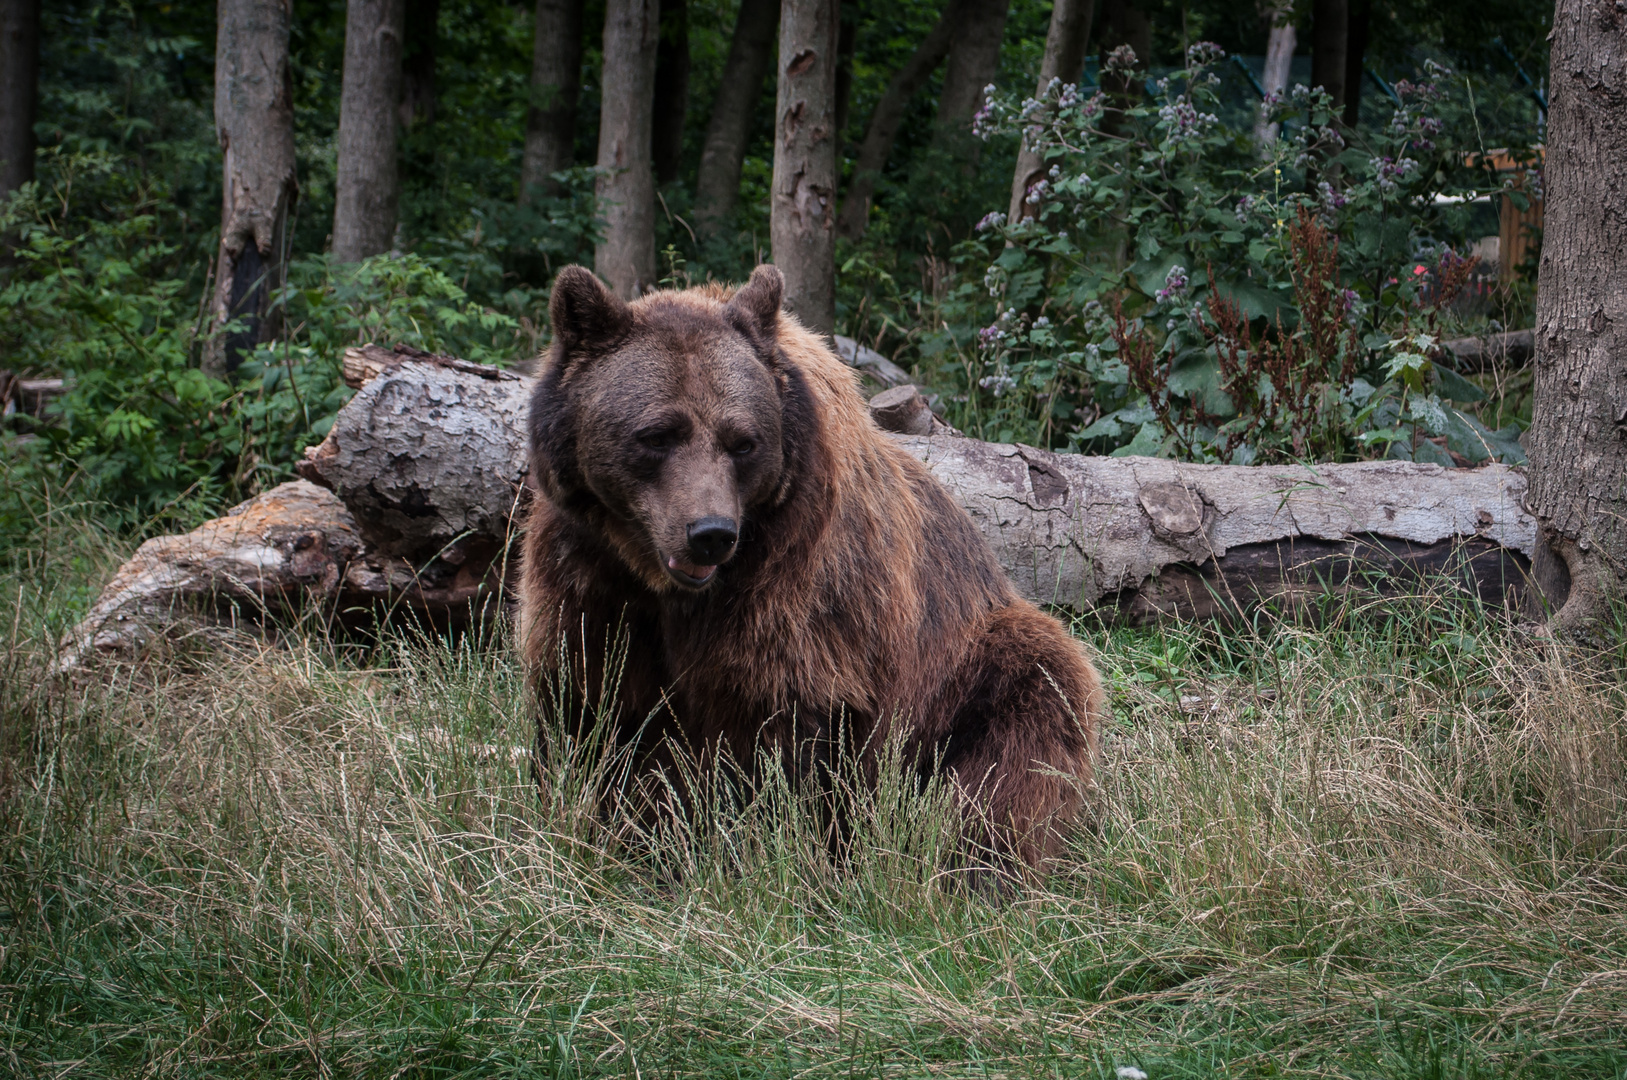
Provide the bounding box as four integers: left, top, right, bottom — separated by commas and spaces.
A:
725, 264, 783, 348
549, 266, 631, 354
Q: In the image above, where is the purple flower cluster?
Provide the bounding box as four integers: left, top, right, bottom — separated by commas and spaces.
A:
1185, 41, 1226, 68
1156, 265, 1189, 303
1157, 99, 1217, 144
1104, 44, 1139, 74
975, 210, 1007, 233
1372, 155, 1419, 194
1317, 181, 1350, 210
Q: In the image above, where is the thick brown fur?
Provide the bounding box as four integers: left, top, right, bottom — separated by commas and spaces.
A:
519, 264, 1103, 869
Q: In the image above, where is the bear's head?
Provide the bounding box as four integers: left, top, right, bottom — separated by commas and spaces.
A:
528, 264, 795, 593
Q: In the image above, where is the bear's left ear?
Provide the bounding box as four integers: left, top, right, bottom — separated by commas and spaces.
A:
725, 263, 783, 350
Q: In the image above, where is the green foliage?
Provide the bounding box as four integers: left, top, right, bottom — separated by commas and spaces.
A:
936, 47, 1529, 465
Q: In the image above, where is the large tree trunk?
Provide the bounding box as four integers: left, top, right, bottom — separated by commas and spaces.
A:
0, 0, 39, 198
771, 0, 840, 336
933, 0, 1011, 165
1252, 1, 1295, 147
205, 0, 299, 377
692, 0, 778, 238
1007, 0, 1095, 223
332, 0, 406, 263
398, 0, 438, 129
521, 0, 583, 201
65, 350, 1542, 666
1340, 0, 1368, 127
1310, 0, 1347, 112
1525, 0, 1627, 635
652, 0, 690, 185
833, 0, 959, 240
594, 0, 660, 299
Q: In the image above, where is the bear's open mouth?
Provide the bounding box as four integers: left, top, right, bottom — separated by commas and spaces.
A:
665, 556, 717, 587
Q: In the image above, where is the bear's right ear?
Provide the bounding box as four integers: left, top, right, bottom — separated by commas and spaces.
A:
725, 263, 783, 349
549, 266, 631, 355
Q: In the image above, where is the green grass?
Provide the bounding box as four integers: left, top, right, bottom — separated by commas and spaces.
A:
2, 507, 1627, 1078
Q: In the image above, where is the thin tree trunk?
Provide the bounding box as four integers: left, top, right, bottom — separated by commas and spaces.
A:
1340, 0, 1368, 127
833, 0, 959, 241
1525, 0, 1627, 634
205, 0, 299, 377
692, 0, 778, 238
933, 0, 1010, 164
1310, 0, 1347, 112
398, 0, 438, 129
771, 0, 840, 336
0, 0, 39, 198
332, 0, 406, 263
652, 0, 689, 185
1007, 0, 1095, 223
595, 0, 660, 299
1252, 1, 1295, 147
521, 0, 583, 201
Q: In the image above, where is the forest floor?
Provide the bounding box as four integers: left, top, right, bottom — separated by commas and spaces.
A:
2, 510, 1626, 1079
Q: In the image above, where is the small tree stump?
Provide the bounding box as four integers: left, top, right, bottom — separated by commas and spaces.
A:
868, 384, 935, 435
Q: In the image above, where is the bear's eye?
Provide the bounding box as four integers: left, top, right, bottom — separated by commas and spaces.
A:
728, 439, 756, 458
638, 429, 678, 452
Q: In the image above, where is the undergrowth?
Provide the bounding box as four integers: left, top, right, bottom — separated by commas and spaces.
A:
1, 512, 1625, 1078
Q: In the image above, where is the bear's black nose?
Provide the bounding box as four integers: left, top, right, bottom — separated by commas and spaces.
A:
686, 516, 739, 564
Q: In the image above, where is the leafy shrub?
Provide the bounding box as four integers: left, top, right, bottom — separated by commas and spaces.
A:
934, 45, 1529, 465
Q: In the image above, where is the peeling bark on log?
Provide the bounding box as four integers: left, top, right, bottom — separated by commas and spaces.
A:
298, 358, 1535, 616
70, 354, 1541, 665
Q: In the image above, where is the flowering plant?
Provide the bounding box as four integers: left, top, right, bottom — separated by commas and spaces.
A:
947, 44, 1524, 466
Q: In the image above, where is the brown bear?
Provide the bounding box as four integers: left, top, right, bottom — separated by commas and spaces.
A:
518, 264, 1103, 869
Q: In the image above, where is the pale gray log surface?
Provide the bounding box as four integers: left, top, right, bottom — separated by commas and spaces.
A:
68, 355, 1540, 668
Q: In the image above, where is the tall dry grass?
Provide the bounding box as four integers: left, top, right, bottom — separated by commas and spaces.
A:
2, 519, 1626, 1077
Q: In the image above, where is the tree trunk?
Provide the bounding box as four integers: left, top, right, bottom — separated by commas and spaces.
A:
205, 0, 299, 377
295, 355, 1538, 616
833, 0, 959, 240
0, 0, 39, 198
1252, 1, 1295, 147
1007, 0, 1095, 223
692, 0, 778, 238
771, 0, 840, 336
1310, 0, 1347, 112
398, 0, 438, 128
333, 0, 406, 263
521, 0, 583, 201
933, 0, 1011, 164
652, 0, 690, 185
594, 0, 660, 299
1341, 0, 1369, 127
1525, 0, 1627, 635
66, 351, 1544, 666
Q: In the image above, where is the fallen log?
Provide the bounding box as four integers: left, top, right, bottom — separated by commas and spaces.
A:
1438, 329, 1535, 371
64, 351, 1541, 665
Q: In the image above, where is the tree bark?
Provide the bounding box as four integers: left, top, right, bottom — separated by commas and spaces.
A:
398, 0, 438, 129
833, 0, 959, 241
1252, 1, 1295, 147
594, 0, 661, 299
64, 350, 1544, 666
0, 0, 39, 197
692, 0, 778, 238
933, 0, 1011, 164
1341, 0, 1369, 127
652, 0, 690, 185
771, 0, 840, 336
296, 356, 1538, 614
1310, 0, 1347, 112
205, 0, 299, 377
521, 0, 583, 201
332, 0, 406, 263
1525, 0, 1627, 635
1008, 0, 1096, 223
